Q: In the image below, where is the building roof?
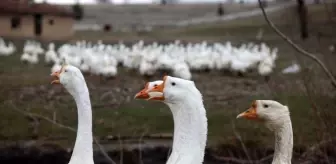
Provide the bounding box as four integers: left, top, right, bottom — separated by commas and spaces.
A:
0, 0, 74, 17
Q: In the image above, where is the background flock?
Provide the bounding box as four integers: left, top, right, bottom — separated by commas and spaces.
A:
0, 38, 283, 80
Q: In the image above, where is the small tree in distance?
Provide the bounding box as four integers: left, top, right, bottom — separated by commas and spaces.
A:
72, 2, 84, 21
96, 0, 110, 3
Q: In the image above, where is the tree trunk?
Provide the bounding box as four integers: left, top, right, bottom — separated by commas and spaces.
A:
297, 0, 309, 40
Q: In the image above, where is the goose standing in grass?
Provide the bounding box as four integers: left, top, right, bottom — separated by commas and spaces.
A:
10, 40, 279, 79
51, 65, 94, 164
237, 100, 293, 164
135, 76, 207, 164
45, 43, 58, 64
0, 40, 15, 56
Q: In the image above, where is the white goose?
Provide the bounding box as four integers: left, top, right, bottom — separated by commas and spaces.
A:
51, 65, 94, 164
237, 100, 293, 164
45, 43, 58, 64
135, 76, 208, 164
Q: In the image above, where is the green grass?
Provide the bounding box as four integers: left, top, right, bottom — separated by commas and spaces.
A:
1, 3, 336, 150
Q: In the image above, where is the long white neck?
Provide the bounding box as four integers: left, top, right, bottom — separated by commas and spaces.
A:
166, 98, 207, 164
68, 83, 94, 164
271, 116, 293, 164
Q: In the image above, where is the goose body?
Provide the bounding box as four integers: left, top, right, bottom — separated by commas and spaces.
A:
0, 41, 16, 56
51, 65, 94, 164
45, 43, 58, 64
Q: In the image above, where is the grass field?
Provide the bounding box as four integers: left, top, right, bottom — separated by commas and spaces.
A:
1, 4, 336, 153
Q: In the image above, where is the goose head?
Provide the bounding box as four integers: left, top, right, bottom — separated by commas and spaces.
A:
51, 65, 86, 96
237, 100, 290, 130
135, 75, 200, 104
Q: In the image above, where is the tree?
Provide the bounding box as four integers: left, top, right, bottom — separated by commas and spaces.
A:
297, 0, 309, 40
217, 3, 224, 16
72, 3, 84, 21
96, 0, 110, 3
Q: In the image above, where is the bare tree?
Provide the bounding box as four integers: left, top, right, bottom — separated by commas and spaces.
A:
256, 0, 336, 163
96, 0, 110, 3
7, 101, 117, 164
256, 0, 336, 88
297, 0, 309, 40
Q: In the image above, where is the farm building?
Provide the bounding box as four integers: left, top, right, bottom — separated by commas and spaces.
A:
0, 0, 74, 39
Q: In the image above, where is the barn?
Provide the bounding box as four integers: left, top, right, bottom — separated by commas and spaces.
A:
0, 0, 75, 40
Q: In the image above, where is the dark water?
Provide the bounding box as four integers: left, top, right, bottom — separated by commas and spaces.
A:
1, 141, 336, 164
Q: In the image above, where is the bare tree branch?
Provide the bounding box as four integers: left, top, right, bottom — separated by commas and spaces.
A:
301, 137, 336, 158
118, 134, 123, 164
7, 101, 116, 164
258, 2, 336, 163
94, 137, 117, 164
138, 128, 149, 164
257, 0, 336, 88
210, 153, 273, 164
231, 121, 252, 163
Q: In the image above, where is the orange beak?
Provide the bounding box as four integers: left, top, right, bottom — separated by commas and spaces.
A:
51, 71, 61, 84
146, 76, 167, 101
237, 100, 258, 120
134, 76, 167, 101
50, 65, 65, 84
134, 83, 151, 99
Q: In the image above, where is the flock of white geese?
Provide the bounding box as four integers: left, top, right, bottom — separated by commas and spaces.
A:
1, 39, 279, 80
0, 38, 292, 164
51, 64, 293, 164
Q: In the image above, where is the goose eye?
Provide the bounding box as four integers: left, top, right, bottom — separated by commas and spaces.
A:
171, 82, 176, 86
263, 104, 269, 108
64, 69, 68, 72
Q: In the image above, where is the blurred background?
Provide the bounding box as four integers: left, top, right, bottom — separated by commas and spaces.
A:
0, 0, 335, 163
